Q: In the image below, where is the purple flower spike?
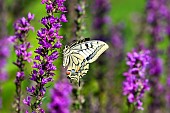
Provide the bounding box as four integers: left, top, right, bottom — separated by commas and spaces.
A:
146, 0, 169, 112
48, 79, 72, 113
0, 38, 10, 110
0, 38, 10, 81
92, 0, 111, 29
146, 0, 169, 42
24, 0, 68, 112
10, 12, 34, 113
12, 14, 34, 79
123, 49, 150, 110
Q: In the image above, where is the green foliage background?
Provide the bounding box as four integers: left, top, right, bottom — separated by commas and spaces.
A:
1, 0, 168, 113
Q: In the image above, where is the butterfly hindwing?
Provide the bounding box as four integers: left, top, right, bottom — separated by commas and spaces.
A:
67, 59, 89, 85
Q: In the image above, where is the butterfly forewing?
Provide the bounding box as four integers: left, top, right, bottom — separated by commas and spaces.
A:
71, 40, 109, 63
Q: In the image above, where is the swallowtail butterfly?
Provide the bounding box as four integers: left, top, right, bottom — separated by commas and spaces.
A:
63, 38, 109, 85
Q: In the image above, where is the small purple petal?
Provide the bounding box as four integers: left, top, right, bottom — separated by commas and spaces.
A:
59, 14, 68, 22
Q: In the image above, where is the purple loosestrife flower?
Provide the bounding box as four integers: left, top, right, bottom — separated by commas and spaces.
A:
166, 10, 170, 37
48, 79, 72, 113
10, 12, 34, 113
109, 25, 124, 59
74, 0, 86, 39
92, 0, 124, 58
149, 56, 163, 76
146, 0, 168, 42
146, 0, 167, 111
0, 38, 10, 109
92, 0, 110, 30
123, 50, 150, 110
91, 0, 124, 112
165, 46, 170, 110
163, 3, 170, 110
0, 38, 10, 81
92, 0, 111, 41
23, 0, 68, 112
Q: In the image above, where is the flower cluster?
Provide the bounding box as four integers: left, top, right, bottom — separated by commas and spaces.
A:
10, 12, 34, 83
148, 56, 164, 108
92, 0, 111, 41
146, 0, 167, 111
0, 38, 10, 109
123, 50, 150, 110
149, 56, 163, 76
146, 0, 168, 42
165, 46, 170, 109
0, 38, 10, 81
74, 0, 86, 38
23, 0, 68, 112
146, 0, 168, 22
91, 0, 124, 112
9, 12, 34, 113
109, 25, 124, 59
41, 0, 67, 14
48, 79, 72, 113
165, 5, 170, 36
92, 0, 124, 56
92, 0, 110, 30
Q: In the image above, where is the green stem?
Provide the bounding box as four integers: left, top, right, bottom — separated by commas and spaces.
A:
75, 0, 86, 39
71, 0, 86, 112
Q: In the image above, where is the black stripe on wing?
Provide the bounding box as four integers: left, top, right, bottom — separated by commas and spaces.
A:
67, 59, 89, 79
86, 44, 105, 61
70, 53, 85, 66
69, 38, 90, 48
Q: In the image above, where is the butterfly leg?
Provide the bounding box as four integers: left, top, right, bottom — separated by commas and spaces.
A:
78, 74, 81, 86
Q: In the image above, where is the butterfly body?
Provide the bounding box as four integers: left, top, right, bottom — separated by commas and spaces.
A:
63, 39, 109, 84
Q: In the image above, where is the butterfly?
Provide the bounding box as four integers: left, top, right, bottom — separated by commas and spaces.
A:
63, 38, 109, 85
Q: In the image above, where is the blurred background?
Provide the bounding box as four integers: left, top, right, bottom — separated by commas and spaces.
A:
0, 0, 170, 113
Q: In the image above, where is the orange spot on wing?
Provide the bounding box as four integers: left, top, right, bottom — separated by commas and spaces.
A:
66, 71, 71, 75
76, 67, 80, 72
